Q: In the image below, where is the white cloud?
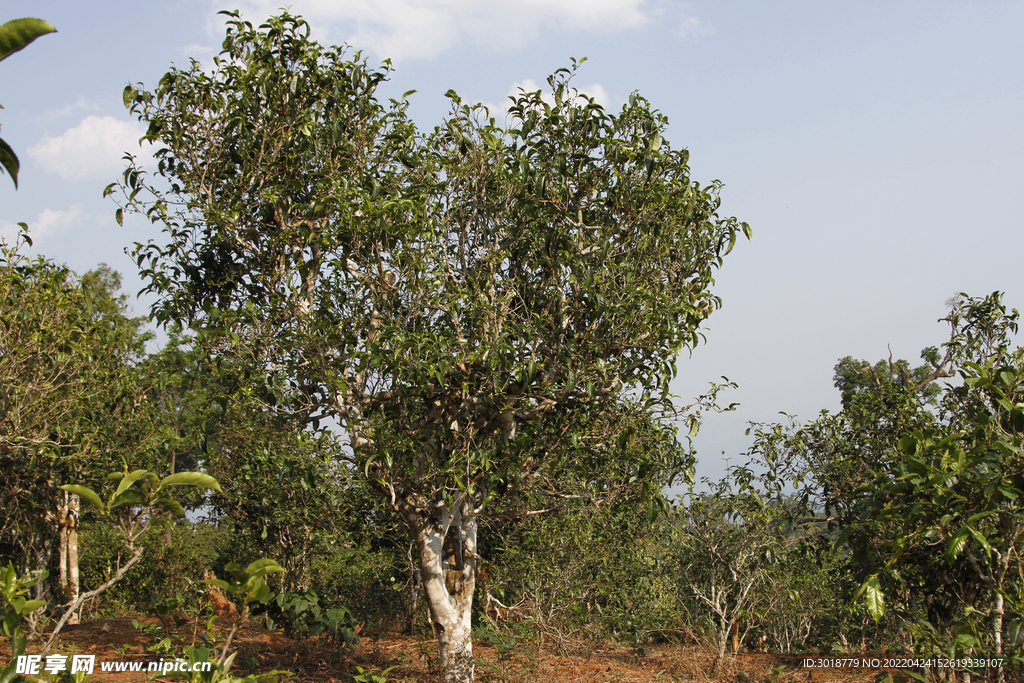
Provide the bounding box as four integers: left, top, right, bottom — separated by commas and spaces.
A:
0, 205, 85, 243
481, 78, 615, 121
27, 116, 154, 183
221, 0, 657, 61
43, 96, 100, 120
678, 11, 713, 39
180, 43, 219, 72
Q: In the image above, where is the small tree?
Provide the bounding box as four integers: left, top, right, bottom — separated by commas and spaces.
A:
113, 12, 748, 681
675, 469, 784, 674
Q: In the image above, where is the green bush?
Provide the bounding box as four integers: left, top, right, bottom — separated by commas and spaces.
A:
254, 588, 359, 646
77, 519, 228, 619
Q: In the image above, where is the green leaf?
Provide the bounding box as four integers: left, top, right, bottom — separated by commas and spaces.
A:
863, 576, 884, 622
158, 471, 223, 493
687, 415, 699, 437
898, 671, 932, 683
966, 525, 993, 557
110, 488, 146, 508
0, 137, 19, 188
250, 582, 271, 603
724, 230, 737, 255
115, 208, 123, 226
0, 18, 57, 62
114, 469, 149, 499
202, 578, 232, 592
245, 558, 286, 576
20, 599, 45, 614
122, 85, 136, 109
59, 484, 104, 513
154, 498, 186, 519
945, 527, 969, 562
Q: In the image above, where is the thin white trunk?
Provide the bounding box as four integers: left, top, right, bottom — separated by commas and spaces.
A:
57, 491, 80, 625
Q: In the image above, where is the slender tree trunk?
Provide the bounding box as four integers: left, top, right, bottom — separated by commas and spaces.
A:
711, 611, 729, 676
404, 498, 477, 683
992, 590, 1004, 683
56, 491, 80, 625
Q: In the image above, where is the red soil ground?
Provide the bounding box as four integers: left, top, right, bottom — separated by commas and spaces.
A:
18, 617, 924, 683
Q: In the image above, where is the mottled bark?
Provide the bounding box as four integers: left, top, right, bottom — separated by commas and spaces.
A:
403, 497, 477, 683
56, 490, 80, 625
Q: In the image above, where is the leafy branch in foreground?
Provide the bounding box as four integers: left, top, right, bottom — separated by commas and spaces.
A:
0, 564, 47, 683
0, 18, 57, 187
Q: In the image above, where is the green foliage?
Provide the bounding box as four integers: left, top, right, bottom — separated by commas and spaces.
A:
77, 521, 226, 618
204, 413, 350, 592
113, 6, 743, 524
39, 468, 222, 654
833, 348, 947, 410
257, 589, 359, 646
303, 540, 408, 630
0, 18, 57, 187
112, 11, 746, 678
673, 466, 788, 669
168, 645, 290, 683
62, 467, 221, 523
748, 292, 1024, 669
353, 666, 395, 683
0, 18, 55, 61
0, 246, 153, 574
0, 564, 47, 683
479, 491, 680, 645
202, 559, 285, 608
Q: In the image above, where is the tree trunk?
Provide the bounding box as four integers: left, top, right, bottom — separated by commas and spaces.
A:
992, 590, 1004, 683
56, 490, 80, 625
711, 612, 729, 675
404, 498, 477, 683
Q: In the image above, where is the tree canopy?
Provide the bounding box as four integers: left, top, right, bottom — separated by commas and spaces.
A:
112, 11, 748, 681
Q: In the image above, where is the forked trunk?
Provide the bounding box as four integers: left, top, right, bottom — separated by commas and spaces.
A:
404, 498, 477, 683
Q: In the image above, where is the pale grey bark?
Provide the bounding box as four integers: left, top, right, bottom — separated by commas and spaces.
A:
404, 495, 477, 683
56, 491, 80, 625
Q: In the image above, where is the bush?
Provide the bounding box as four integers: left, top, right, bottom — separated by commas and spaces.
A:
255, 588, 359, 646
77, 519, 228, 619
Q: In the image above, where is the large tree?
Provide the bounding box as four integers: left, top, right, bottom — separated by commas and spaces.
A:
113, 12, 748, 681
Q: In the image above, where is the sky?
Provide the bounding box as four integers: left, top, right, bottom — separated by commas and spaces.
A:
2, 1, 1022, 483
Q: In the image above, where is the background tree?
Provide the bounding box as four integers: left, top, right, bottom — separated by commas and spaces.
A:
838, 294, 1024, 677
741, 293, 1024, 677
0, 241, 151, 624
113, 12, 748, 681
205, 404, 351, 593
673, 466, 787, 674
477, 402, 693, 650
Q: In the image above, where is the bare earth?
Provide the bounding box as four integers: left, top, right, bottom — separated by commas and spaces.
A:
20, 617, 910, 683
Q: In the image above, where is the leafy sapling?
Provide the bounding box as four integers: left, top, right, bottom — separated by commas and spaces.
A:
201, 560, 286, 668
43, 469, 221, 653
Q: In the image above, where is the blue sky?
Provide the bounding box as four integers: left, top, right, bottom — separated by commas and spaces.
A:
2, 1, 1022, 482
